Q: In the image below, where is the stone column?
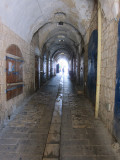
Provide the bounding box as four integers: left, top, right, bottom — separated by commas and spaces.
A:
54, 61, 56, 76
40, 56, 44, 85
71, 58, 73, 73
50, 58, 52, 77
38, 56, 41, 89
76, 53, 80, 84
46, 58, 49, 80
74, 58, 76, 79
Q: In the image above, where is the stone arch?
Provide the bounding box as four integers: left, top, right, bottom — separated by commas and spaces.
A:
6, 44, 23, 58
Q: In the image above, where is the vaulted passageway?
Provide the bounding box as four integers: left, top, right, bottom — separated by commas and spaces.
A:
0, 0, 120, 159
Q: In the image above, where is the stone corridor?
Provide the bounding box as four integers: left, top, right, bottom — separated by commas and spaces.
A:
0, 74, 119, 160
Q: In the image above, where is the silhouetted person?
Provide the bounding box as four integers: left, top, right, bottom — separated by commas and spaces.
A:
62, 68, 64, 74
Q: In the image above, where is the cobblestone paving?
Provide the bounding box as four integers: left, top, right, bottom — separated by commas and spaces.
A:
0, 74, 120, 160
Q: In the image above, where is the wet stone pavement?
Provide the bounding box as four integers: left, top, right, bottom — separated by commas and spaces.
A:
0, 74, 120, 160
60, 75, 120, 160
0, 75, 61, 160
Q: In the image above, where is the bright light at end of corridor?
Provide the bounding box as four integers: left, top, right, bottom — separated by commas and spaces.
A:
58, 58, 68, 75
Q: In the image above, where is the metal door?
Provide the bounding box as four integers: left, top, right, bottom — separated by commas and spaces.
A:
87, 30, 98, 104
114, 19, 120, 142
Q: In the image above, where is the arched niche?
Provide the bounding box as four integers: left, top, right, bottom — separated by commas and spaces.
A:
6, 44, 24, 100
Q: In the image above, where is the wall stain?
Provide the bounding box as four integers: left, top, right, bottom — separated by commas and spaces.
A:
61, 0, 76, 9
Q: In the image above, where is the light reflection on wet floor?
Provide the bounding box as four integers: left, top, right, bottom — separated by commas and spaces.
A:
43, 76, 63, 159
0, 74, 119, 160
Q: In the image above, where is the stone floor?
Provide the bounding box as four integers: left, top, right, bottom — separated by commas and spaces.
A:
60, 75, 120, 160
0, 74, 120, 160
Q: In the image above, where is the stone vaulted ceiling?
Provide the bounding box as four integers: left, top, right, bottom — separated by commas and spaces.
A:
0, 0, 119, 61
0, 0, 94, 42
0, 0, 119, 43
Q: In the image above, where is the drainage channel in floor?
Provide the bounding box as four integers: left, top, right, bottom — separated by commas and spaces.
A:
42, 76, 63, 160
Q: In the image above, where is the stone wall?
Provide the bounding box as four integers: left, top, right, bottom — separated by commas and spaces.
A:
83, 1, 119, 134
99, 15, 118, 133
0, 20, 35, 126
